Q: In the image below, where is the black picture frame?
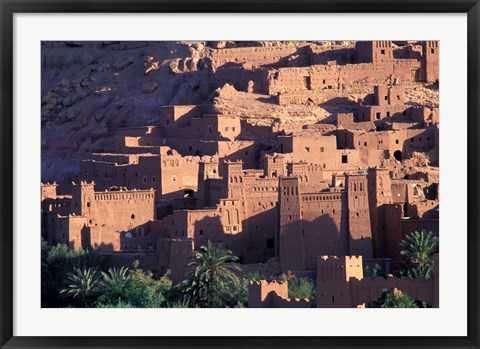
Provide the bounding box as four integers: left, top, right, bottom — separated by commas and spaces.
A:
1, 1, 479, 348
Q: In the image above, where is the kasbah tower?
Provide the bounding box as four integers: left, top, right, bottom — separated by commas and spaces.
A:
41, 40, 439, 307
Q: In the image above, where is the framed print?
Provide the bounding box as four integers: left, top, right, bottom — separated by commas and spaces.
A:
1, 1, 479, 348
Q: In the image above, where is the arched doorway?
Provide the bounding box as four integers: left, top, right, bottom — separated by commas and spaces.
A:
393, 150, 402, 161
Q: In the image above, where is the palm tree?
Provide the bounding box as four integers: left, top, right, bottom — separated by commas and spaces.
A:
101, 267, 130, 300
399, 230, 438, 279
183, 241, 241, 308
60, 267, 101, 307
366, 288, 418, 308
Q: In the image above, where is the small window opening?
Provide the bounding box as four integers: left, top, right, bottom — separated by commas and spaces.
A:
266, 239, 274, 249
303, 76, 312, 90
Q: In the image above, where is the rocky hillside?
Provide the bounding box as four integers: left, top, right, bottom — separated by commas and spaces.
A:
41, 41, 212, 182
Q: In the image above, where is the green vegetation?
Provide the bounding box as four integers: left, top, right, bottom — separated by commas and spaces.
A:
366, 289, 419, 308
399, 230, 438, 279
364, 263, 386, 279
60, 267, 101, 307
46, 234, 438, 308
279, 271, 316, 299
43, 240, 248, 308
43, 241, 171, 308
42, 239, 319, 308
41, 240, 103, 307
96, 261, 172, 308
180, 241, 242, 308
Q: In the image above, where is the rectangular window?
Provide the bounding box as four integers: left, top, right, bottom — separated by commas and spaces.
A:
303, 76, 312, 90
266, 239, 274, 249
342, 155, 348, 164
376, 112, 381, 120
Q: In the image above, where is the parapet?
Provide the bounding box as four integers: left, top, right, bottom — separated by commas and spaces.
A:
93, 188, 155, 202
72, 180, 96, 187
248, 280, 315, 308
248, 280, 288, 301
317, 255, 364, 282
345, 255, 363, 263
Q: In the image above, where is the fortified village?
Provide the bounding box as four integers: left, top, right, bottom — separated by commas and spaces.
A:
41, 40, 439, 307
